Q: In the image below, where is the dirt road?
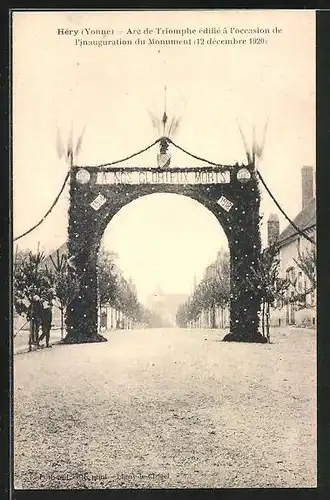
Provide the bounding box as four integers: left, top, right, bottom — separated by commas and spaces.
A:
14, 327, 316, 489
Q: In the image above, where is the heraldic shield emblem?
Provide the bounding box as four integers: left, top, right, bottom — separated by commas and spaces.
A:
157, 152, 171, 168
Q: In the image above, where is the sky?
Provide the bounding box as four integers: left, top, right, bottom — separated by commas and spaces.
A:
13, 10, 315, 304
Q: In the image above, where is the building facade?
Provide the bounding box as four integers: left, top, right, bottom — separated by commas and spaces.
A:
268, 166, 316, 328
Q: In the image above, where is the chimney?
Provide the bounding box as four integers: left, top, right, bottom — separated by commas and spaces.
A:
267, 213, 280, 247
301, 166, 314, 209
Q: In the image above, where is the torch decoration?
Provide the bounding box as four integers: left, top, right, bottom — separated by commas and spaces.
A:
56, 124, 85, 168
148, 85, 182, 168
236, 118, 268, 169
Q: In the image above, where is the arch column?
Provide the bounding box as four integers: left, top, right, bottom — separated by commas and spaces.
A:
222, 178, 266, 343
63, 170, 107, 344
64, 246, 106, 343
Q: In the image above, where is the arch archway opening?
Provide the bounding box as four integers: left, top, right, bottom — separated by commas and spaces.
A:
97, 193, 230, 331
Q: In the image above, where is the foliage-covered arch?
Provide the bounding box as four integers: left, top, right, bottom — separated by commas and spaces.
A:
64, 163, 266, 343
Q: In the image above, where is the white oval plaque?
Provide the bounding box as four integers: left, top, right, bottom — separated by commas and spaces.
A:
237, 168, 251, 184
76, 169, 91, 184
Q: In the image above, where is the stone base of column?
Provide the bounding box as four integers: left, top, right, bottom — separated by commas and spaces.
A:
222, 331, 268, 343
62, 332, 108, 344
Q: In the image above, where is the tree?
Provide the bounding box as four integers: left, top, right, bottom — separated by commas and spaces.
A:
115, 276, 141, 323
247, 245, 289, 342
13, 249, 55, 317
176, 250, 231, 329
96, 249, 147, 329
176, 302, 190, 328
43, 249, 80, 339
96, 249, 118, 327
293, 246, 317, 307
208, 250, 230, 326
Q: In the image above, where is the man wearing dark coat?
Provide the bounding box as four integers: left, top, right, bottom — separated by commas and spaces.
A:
39, 301, 53, 348
27, 295, 43, 349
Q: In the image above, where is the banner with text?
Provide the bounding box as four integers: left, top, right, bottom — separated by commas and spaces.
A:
95, 170, 230, 185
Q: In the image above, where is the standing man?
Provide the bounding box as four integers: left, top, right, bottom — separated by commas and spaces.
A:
39, 301, 53, 348
27, 295, 43, 350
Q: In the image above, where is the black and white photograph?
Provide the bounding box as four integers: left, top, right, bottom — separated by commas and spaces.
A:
12, 9, 316, 489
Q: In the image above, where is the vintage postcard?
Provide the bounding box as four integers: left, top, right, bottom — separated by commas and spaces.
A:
12, 9, 316, 489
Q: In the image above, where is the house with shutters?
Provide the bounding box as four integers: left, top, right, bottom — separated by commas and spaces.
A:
267, 166, 316, 328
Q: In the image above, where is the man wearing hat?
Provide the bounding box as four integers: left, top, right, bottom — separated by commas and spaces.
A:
27, 295, 43, 349
39, 301, 53, 348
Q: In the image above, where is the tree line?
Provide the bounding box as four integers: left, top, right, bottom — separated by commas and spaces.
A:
176, 250, 230, 329
176, 244, 316, 342
13, 246, 165, 337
